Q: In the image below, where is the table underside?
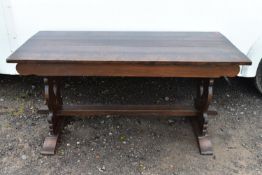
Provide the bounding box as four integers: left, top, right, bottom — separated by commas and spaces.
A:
12, 61, 239, 155
34, 72, 217, 156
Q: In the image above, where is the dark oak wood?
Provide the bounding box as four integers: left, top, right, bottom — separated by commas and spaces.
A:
56, 104, 200, 116
16, 63, 240, 77
41, 77, 64, 155
7, 31, 251, 66
6, 31, 251, 155
192, 79, 214, 155
38, 105, 218, 116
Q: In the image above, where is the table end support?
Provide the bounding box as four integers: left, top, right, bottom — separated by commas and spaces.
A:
192, 78, 214, 155
41, 77, 63, 155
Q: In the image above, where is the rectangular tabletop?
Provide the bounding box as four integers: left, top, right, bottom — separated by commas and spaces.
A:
6, 31, 251, 77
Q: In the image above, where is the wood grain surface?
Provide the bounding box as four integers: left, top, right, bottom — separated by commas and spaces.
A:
7, 31, 251, 66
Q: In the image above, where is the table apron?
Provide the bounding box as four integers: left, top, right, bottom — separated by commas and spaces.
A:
16, 63, 240, 78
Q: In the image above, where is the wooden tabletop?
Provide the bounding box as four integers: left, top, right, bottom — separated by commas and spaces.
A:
7, 31, 251, 66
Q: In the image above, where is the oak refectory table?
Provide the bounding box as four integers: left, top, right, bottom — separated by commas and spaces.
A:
6, 31, 251, 155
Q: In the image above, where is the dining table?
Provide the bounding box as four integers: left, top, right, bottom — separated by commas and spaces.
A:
7, 31, 251, 155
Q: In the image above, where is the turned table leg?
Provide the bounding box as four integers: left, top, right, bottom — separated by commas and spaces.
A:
192, 78, 214, 155
41, 77, 64, 155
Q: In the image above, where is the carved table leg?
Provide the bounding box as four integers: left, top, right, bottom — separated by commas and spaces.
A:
192, 78, 214, 155
41, 77, 64, 155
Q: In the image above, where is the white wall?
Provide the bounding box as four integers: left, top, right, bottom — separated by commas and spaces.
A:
0, 0, 16, 74
1, 0, 262, 74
